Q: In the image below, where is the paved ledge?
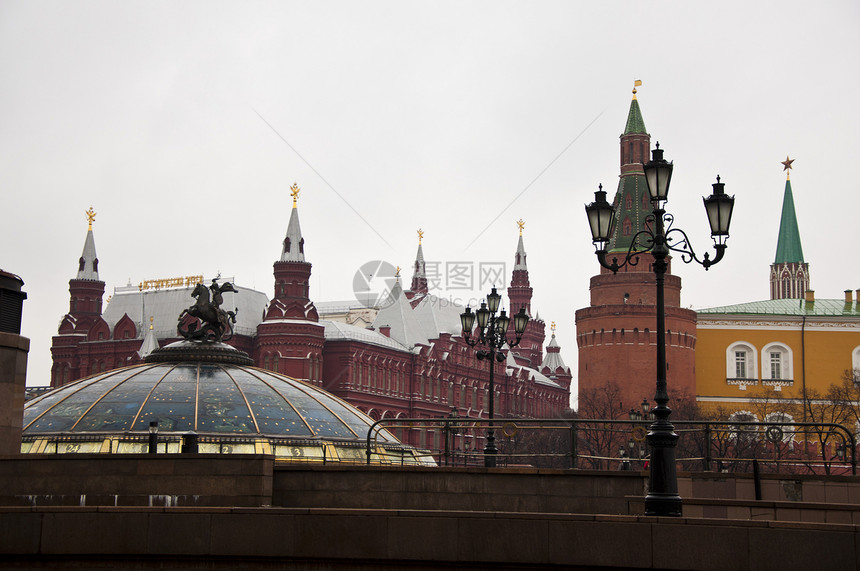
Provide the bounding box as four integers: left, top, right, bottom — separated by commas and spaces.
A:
0, 506, 857, 569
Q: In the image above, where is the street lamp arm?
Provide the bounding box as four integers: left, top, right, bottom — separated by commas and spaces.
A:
595, 228, 657, 274
664, 226, 728, 270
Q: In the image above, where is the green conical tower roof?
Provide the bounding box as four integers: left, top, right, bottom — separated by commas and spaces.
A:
608, 86, 651, 254
774, 176, 805, 264
624, 97, 647, 135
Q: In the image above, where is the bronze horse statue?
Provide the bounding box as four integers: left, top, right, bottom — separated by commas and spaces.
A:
177, 279, 238, 342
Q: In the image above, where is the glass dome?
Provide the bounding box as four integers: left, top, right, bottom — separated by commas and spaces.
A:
23, 348, 428, 465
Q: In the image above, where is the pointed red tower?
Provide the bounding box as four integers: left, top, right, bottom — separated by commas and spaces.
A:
575, 85, 697, 411
254, 184, 325, 385
408, 228, 428, 300
507, 220, 545, 367
51, 207, 107, 386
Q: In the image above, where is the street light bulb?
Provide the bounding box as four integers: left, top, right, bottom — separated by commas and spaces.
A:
513, 307, 529, 335
703, 175, 735, 245
476, 302, 490, 330
585, 184, 615, 248
496, 310, 510, 336
643, 144, 673, 203
487, 287, 501, 314
460, 306, 475, 336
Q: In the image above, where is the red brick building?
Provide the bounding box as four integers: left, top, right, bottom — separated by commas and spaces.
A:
51, 197, 571, 450
575, 89, 697, 412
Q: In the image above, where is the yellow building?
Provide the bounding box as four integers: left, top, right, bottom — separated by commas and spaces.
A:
695, 160, 860, 423
696, 292, 860, 420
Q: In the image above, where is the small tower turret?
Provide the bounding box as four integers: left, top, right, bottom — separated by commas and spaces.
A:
409, 228, 428, 298
255, 184, 325, 385
540, 322, 572, 389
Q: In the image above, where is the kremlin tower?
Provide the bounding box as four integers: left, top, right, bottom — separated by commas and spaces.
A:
254, 184, 325, 385
51, 208, 107, 386
770, 157, 809, 299
507, 220, 545, 367
575, 85, 697, 411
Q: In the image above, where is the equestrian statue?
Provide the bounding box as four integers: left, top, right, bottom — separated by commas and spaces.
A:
177, 278, 239, 342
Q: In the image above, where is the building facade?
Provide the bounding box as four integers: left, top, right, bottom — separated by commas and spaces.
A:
50, 197, 572, 450
695, 161, 860, 420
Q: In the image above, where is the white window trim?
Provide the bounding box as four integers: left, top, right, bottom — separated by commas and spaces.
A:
761, 342, 794, 386
852, 345, 860, 375
726, 341, 758, 386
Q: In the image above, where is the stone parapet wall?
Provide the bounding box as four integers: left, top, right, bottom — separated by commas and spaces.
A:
0, 506, 856, 569
273, 465, 645, 514
0, 454, 273, 507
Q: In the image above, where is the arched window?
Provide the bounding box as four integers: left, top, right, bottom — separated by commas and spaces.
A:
726, 342, 758, 386
622, 217, 632, 236
625, 194, 633, 209
852, 346, 860, 381
728, 410, 759, 442
272, 354, 279, 373
762, 343, 793, 385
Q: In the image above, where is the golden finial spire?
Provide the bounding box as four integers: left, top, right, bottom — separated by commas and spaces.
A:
149, 316, 154, 330
290, 182, 300, 208
417, 228, 424, 245
516, 218, 525, 236
632, 79, 642, 100
781, 156, 794, 180
85, 207, 96, 231
551, 321, 556, 334
395, 266, 401, 278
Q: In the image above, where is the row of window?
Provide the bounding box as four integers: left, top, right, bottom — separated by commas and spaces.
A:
726, 342, 794, 384
726, 343, 860, 388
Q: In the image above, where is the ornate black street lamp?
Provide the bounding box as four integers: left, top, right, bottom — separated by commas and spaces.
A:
460, 287, 529, 467
585, 143, 735, 516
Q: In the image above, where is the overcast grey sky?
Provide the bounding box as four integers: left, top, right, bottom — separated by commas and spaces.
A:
2, 1, 858, 394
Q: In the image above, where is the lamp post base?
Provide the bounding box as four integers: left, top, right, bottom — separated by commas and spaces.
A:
644, 493, 682, 517
645, 419, 682, 516
484, 430, 497, 468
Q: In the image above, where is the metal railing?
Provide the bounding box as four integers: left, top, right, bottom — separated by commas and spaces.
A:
365, 417, 857, 474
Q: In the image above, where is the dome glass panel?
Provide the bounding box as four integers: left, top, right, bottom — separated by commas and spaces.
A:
24, 362, 393, 443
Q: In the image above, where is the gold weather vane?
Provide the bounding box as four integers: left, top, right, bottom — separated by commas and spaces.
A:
516, 218, 525, 236
85, 207, 96, 231
633, 79, 642, 99
417, 228, 424, 245
290, 183, 301, 207
395, 266, 401, 278
551, 321, 556, 334
149, 316, 154, 330
781, 156, 794, 180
